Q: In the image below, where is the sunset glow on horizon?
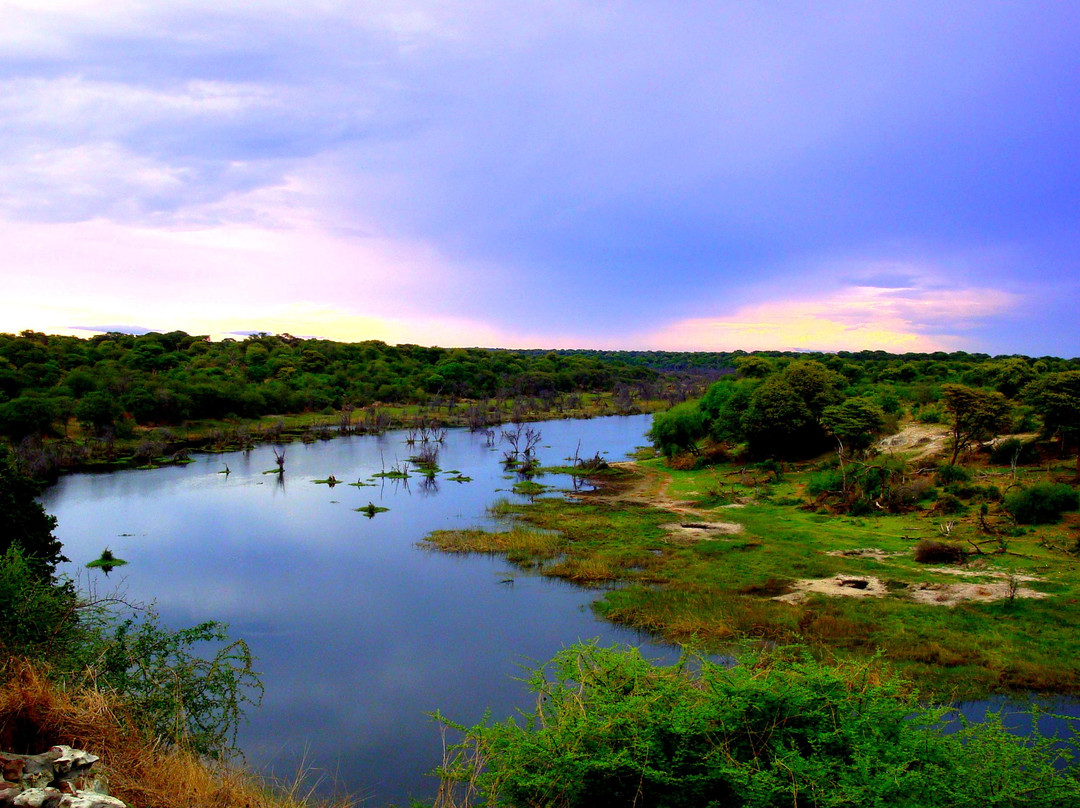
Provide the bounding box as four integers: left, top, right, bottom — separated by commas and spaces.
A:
2, 3, 1079, 356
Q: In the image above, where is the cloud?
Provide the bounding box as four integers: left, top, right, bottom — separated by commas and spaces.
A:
645, 284, 1017, 353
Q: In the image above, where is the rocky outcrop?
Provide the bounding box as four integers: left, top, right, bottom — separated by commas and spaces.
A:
0, 747, 125, 808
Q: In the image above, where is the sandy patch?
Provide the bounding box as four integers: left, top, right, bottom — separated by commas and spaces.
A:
661, 521, 743, 543
826, 547, 904, 559
877, 424, 950, 460
922, 566, 1043, 582
774, 575, 888, 604
909, 581, 1047, 606
774, 573, 1047, 607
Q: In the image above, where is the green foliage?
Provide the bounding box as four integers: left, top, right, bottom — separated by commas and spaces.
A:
990, 437, 1038, 465
0, 545, 80, 660
821, 397, 887, 453
742, 376, 817, 457
86, 615, 262, 759
0, 447, 66, 578
941, 384, 1012, 466
935, 463, 970, 485
648, 401, 706, 457
1005, 483, 1080, 525
436, 643, 1080, 808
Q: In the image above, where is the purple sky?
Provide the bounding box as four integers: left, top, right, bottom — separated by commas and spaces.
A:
2, 2, 1079, 355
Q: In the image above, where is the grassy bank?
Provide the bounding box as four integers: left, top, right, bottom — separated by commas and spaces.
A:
425, 446, 1080, 699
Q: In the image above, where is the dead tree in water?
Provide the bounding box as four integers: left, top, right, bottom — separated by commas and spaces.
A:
273, 446, 286, 473
501, 424, 542, 470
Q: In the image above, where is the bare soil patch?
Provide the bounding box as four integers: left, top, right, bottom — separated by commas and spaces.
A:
877, 424, 951, 460
826, 547, 904, 559
775, 576, 889, 604
909, 581, 1047, 606
661, 521, 743, 543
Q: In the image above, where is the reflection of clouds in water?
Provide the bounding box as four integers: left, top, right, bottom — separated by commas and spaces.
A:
46, 416, 674, 804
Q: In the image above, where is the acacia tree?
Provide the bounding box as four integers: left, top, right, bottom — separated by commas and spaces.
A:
1025, 370, 1080, 477
941, 384, 1011, 466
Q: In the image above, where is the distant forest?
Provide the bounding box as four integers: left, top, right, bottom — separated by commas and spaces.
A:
2, 329, 1078, 453
0, 331, 664, 442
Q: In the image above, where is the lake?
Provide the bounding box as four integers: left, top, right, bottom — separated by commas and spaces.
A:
43, 414, 679, 805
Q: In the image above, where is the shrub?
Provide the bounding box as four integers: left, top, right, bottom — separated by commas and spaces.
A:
1005, 483, 1080, 524
807, 469, 844, 496
914, 540, 967, 564
434, 643, 1080, 808
935, 463, 970, 485
917, 406, 943, 423
934, 492, 966, 515
990, 437, 1038, 466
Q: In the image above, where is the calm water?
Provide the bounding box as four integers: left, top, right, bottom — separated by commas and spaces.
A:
43, 414, 679, 805
41, 413, 1078, 802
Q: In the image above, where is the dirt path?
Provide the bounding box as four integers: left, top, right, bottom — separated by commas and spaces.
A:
581, 462, 743, 540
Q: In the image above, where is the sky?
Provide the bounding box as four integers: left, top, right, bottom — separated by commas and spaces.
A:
1, 1, 1079, 356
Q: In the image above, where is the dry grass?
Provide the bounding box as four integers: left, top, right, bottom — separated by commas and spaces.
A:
0, 660, 356, 808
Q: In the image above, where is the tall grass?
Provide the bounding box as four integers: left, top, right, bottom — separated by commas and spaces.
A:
0, 659, 356, 808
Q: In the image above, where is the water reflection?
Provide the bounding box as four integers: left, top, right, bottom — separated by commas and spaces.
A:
43, 415, 676, 805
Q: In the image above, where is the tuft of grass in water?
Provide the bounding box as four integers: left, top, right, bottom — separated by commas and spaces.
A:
423, 527, 564, 565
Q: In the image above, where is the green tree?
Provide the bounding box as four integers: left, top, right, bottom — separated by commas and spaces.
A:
75, 390, 122, 434
649, 401, 706, 457
1026, 370, 1080, 477
742, 376, 817, 457
941, 384, 1012, 466
437, 643, 1080, 808
0, 448, 66, 578
821, 398, 887, 455
0, 395, 58, 439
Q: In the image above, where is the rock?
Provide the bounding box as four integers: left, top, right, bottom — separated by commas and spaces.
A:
0, 748, 124, 808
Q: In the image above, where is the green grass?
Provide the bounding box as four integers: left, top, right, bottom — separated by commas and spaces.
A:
423, 457, 1080, 699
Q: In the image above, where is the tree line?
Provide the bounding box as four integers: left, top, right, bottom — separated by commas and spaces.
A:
0, 330, 658, 442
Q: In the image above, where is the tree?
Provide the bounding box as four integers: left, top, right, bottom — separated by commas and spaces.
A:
742, 376, 817, 458
0, 448, 66, 578
75, 391, 122, 435
1025, 370, 1080, 477
648, 401, 706, 457
822, 398, 886, 457
436, 643, 1080, 808
0, 395, 58, 439
782, 359, 847, 422
941, 384, 1011, 466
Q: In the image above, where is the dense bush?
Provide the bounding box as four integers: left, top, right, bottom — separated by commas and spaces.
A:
648, 401, 706, 457
435, 643, 1080, 808
1005, 483, 1080, 524
914, 539, 967, 564
990, 437, 1038, 465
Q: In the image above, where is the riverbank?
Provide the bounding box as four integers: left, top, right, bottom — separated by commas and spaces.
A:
18, 395, 670, 479
425, 450, 1080, 699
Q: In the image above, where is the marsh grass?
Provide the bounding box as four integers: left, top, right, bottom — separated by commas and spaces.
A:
425, 457, 1080, 698
424, 527, 564, 565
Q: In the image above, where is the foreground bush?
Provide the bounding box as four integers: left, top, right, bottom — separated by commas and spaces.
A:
1006, 483, 1080, 524
434, 643, 1080, 808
